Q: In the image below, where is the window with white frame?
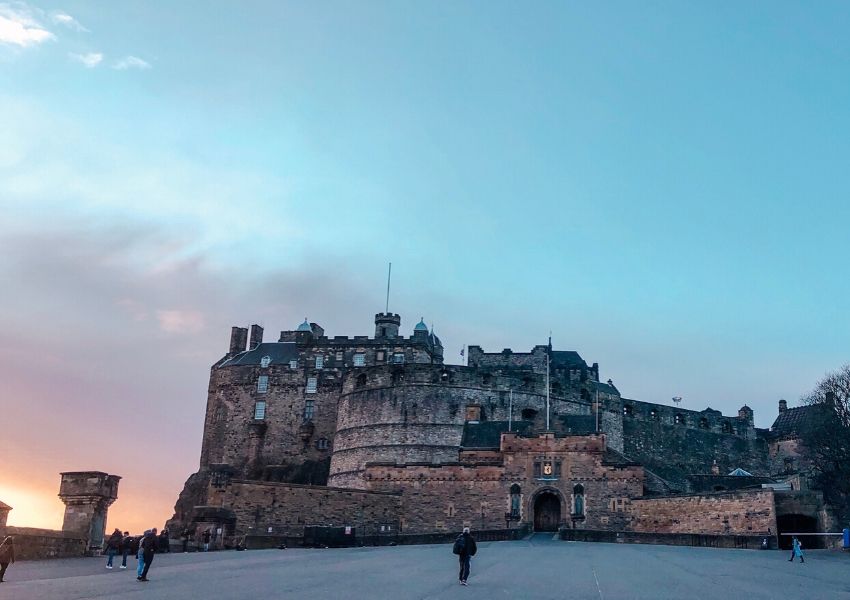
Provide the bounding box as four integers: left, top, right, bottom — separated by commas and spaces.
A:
260, 356, 271, 368
316, 437, 329, 450
377, 351, 385, 362
392, 353, 405, 364
289, 359, 298, 369
335, 351, 343, 361
315, 355, 324, 369
254, 401, 266, 420
353, 353, 366, 367
306, 377, 317, 393
304, 399, 315, 420
257, 375, 269, 393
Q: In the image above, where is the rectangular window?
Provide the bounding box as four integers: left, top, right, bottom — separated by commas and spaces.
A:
315, 355, 324, 369
555, 461, 562, 478
377, 351, 385, 362
289, 360, 298, 369
392, 353, 405, 364
353, 353, 366, 367
306, 377, 317, 393
257, 375, 269, 393
336, 351, 343, 361
304, 399, 314, 420
253, 401, 266, 420
533, 461, 541, 478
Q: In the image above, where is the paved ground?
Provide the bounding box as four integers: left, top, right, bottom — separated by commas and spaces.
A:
2, 534, 847, 599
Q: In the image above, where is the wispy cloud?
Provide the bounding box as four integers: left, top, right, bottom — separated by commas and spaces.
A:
0, 2, 54, 47
69, 51, 102, 68
113, 55, 150, 70
156, 309, 206, 334
49, 10, 87, 32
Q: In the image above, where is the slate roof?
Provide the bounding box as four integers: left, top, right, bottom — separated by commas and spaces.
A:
770, 405, 821, 439
219, 342, 300, 368
461, 421, 534, 448
550, 351, 588, 368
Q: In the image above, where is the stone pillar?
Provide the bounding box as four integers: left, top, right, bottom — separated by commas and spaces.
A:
0, 500, 11, 527
58, 472, 120, 551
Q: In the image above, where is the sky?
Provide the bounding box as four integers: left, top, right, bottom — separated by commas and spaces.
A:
1, 1, 848, 533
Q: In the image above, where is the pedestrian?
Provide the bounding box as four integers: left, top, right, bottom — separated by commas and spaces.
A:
137, 530, 149, 579
203, 529, 211, 552
789, 537, 805, 563
138, 528, 158, 582
452, 527, 477, 586
0, 536, 15, 583
105, 528, 122, 569
181, 528, 191, 553
120, 531, 132, 569
159, 528, 170, 553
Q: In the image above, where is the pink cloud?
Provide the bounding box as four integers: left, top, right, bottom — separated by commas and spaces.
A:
156, 309, 206, 334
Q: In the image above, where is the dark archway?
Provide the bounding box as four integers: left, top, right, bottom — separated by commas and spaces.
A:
533, 491, 561, 531
777, 514, 821, 549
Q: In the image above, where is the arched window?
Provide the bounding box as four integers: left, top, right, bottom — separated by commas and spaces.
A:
521, 408, 538, 420
650, 409, 658, 420
509, 484, 521, 517
722, 421, 733, 434
623, 404, 634, 417
699, 417, 709, 429
552, 382, 563, 396
482, 373, 492, 386
573, 484, 585, 517
355, 373, 367, 388
674, 414, 684, 425
522, 376, 532, 389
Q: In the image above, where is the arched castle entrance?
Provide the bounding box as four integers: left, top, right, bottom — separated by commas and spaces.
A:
532, 489, 562, 532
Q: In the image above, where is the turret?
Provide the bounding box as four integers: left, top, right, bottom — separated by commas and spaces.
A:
779, 399, 787, 413
374, 313, 401, 339
229, 326, 248, 355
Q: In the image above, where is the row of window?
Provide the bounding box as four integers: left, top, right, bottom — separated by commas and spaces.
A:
256, 375, 318, 394
259, 352, 407, 370
622, 405, 735, 432
253, 399, 315, 421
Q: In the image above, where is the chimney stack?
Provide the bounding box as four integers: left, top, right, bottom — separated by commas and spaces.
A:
229, 326, 248, 355
250, 324, 264, 349
779, 399, 787, 413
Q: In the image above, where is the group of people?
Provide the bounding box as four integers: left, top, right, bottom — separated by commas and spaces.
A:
103, 527, 164, 582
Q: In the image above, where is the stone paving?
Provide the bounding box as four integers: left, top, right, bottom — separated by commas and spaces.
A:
1, 534, 847, 599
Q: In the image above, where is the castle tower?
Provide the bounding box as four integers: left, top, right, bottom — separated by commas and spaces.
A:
374, 313, 401, 339
58, 472, 120, 551
0, 500, 10, 527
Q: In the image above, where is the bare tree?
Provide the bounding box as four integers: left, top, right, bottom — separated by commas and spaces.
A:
800, 364, 850, 522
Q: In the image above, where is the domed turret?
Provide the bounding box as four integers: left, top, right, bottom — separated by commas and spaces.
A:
414, 318, 429, 332
296, 319, 312, 332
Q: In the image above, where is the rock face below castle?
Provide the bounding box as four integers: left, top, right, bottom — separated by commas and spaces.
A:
166, 311, 818, 547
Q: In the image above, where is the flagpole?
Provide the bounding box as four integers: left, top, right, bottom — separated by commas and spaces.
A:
509, 388, 513, 432
545, 350, 550, 430
595, 387, 599, 433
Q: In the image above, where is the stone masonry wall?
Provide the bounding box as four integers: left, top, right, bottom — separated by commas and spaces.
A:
219, 480, 401, 537
0, 526, 87, 560
630, 489, 777, 535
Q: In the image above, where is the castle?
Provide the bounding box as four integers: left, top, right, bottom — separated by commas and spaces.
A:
168, 312, 833, 548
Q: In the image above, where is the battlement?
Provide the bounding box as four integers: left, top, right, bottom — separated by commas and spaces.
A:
621, 398, 756, 437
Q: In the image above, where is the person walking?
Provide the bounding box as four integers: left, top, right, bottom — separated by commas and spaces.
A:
181, 528, 191, 553
105, 528, 122, 569
159, 529, 170, 553
789, 537, 805, 563
0, 536, 15, 583
138, 528, 158, 582
120, 531, 132, 569
452, 527, 477, 586
202, 529, 211, 552
136, 530, 150, 579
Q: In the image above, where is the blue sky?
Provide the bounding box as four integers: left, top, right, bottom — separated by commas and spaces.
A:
1, 1, 848, 529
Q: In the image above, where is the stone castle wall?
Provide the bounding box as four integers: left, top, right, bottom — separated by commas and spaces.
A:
217, 480, 401, 538
630, 489, 777, 535
0, 526, 87, 560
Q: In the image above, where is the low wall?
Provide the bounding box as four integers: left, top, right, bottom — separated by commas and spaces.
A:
560, 528, 776, 550
0, 526, 87, 560
245, 525, 530, 549
630, 489, 776, 536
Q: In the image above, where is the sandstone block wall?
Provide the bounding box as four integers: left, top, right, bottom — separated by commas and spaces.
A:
220, 480, 401, 538
630, 489, 776, 535
0, 526, 87, 560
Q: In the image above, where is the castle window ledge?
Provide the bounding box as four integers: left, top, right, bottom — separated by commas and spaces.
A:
535, 477, 559, 482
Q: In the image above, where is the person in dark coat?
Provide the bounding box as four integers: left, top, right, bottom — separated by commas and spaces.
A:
105, 528, 122, 569
202, 529, 211, 552
0, 536, 15, 583
159, 529, 170, 553
455, 527, 477, 586
120, 531, 132, 569
138, 528, 158, 582
181, 528, 191, 553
